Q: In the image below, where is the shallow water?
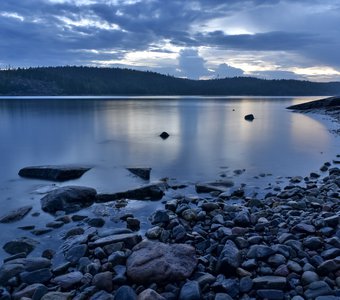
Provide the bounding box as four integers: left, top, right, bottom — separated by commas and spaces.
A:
0, 96, 339, 260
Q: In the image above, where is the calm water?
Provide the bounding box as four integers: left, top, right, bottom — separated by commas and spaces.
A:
0, 96, 339, 260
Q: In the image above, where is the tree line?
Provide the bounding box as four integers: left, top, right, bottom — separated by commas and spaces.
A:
0, 66, 339, 96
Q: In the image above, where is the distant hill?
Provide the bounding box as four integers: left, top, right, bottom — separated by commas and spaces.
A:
1, 66, 340, 96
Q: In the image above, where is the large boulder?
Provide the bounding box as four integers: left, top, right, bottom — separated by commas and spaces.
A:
126, 240, 197, 284
41, 186, 97, 213
96, 181, 167, 202
19, 165, 91, 181
0, 205, 32, 223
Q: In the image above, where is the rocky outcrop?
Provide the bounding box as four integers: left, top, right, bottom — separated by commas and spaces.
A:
126, 240, 197, 284
96, 181, 167, 202
41, 186, 97, 213
287, 96, 340, 110
18, 165, 91, 181
0, 205, 32, 223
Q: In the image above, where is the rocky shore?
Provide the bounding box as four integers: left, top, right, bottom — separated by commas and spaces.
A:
0, 158, 340, 300
287, 96, 340, 135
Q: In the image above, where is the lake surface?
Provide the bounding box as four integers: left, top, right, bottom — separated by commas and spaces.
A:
0, 96, 339, 260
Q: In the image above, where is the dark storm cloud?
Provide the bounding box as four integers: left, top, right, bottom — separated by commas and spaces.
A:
195, 30, 322, 51
0, 0, 339, 80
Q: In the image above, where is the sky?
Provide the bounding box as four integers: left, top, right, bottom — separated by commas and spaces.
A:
1, 0, 340, 81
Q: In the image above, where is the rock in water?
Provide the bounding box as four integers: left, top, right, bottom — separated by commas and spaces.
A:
126, 240, 197, 284
159, 131, 170, 139
127, 167, 151, 180
41, 186, 97, 213
96, 181, 166, 202
244, 114, 255, 121
3, 237, 39, 255
0, 205, 32, 223
18, 165, 91, 181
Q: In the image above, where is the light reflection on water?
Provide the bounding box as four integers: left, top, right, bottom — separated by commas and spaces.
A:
0, 96, 338, 260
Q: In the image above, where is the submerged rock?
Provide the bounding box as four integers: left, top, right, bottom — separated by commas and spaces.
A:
0, 205, 32, 223
127, 167, 151, 180
18, 165, 91, 181
41, 186, 97, 213
126, 240, 197, 284
3, 237, 39, 255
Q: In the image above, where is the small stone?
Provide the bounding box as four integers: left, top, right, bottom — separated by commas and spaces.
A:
137, 289, 166, 300
244, 114, 255, 121
20, 268, 52, 284
65, 244, 87, 264
150, 210, 170, 225
240, 276, 253, 293
247, 245, 275, 259
257, 289, 284, 300
253, 276, 286, 289
86, 217, 105, 227
146, 226, 163, 239
53, 271, 83, 289
304, 281, 333, 299
0, 205, 32, 223
41, 292, 72, 300
179, 281, 201, 300
92, 271, 113, 292
126, 217, 141, 231
301, 271, 319, 286
114, 285, 137, 300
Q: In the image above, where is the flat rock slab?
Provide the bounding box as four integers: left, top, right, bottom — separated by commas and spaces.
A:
127, 167, 151, 180
195, 180, 234, 194
89, 233, 142, 249
19, 165, 91, 181
41, 186, 97, 214
126, 240, 197, 284
253, 276, 287, 290
96, 181, 167, 202
0, 205, 32, 223
0, 257, 51, 285
287, 96, 340, 110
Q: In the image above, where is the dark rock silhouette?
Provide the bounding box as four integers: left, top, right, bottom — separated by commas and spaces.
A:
159, 132, 170, 139
127, 167, 151, 180
244, 114, 255, 121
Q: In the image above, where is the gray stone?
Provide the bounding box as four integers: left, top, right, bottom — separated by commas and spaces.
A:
145, 226, 163, 239
252, 276, 286, 289
3, 237, 38, 255
233, 211, 251, 226
0, 205, 32, 223
301, 271, 319, 286
20, 268, 52, 284
90, 291, 114, 300
303, 237, 323, 250
317, 257, 340, 275
96, 181, 166, 202
65, 244, 87, 264
92, 271, 113, 292
86, 217, 105, 227
240, 276, 253, 293
0, 257, 51, 285
114, 286, 137, 300
127, 167, 151, 180
214, 293, 233, 300
257, 289, 284, 300
53, 271, 83, 289
179, 281, 201, 300
41, 186, 97, 213
137, 289, 166, 300
12, 283, 45, 300
247, 245, 275, 259
41, 292, 73, 300
126, 240, 197, 284
292, 223, 316, 234
195, 180, 234, 193
304, 281, 333, 299
19, 165, 91, 181
89, 233, 142, 249
216, 240, 241, 274
150, 210, 170, 224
